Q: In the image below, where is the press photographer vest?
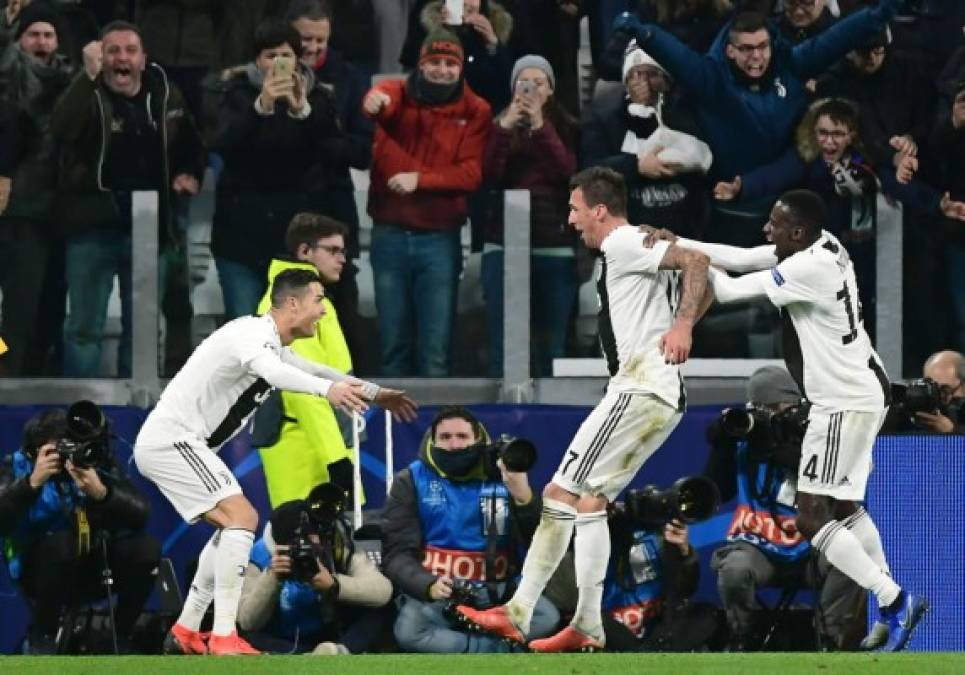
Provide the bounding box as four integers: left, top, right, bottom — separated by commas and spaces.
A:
2, 450, 82, 580
602, 530, 665, 639
250, 538, 326, 639
727, 443, 809, 563
409, 460, 512, 582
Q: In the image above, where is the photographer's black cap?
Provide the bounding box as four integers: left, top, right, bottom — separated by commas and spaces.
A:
269, 499, 307, 544
747, 366, 801, 406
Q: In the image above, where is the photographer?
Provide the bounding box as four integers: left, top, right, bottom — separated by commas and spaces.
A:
383, 406, 559, 652
885, 350, 965, 434
0, 406, 159, 653
236, 484, 393, 654
704, 366, 863, 650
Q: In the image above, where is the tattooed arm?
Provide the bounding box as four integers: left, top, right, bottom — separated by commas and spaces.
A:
657, 245, 710, 364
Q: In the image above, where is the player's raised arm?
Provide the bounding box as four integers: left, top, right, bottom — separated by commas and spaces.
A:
706, 266, 772, 304
657, 245, 710, 364
640, 225, 777, 273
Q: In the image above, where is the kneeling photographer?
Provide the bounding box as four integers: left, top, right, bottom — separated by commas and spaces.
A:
0, 403, 159, 653
884, 350, 965, 434
704, 367, 863, 651
236, 482, 393, 654
383, 406, 560, 653
544, 475, 723, 652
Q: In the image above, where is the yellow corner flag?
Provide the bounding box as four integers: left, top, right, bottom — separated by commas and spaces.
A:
0, 337, 7, 355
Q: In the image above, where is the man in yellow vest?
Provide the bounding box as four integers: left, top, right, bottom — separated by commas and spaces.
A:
255, 212, 359, 507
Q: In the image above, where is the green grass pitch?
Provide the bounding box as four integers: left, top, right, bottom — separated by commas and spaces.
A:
1, 653, 963, 675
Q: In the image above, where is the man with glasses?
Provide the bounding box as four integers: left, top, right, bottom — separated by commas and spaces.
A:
251, 213, 413, 507
614, 2, 903, 245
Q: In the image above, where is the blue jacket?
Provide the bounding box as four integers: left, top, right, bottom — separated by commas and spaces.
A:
628, 0, 901, 180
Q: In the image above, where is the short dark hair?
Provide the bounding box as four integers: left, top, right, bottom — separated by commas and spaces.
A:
285, 212, 348, 255
729, 11, 769, 43
430, 406, 482, 443
254, 19, 304, 59
813, 98, 860, 132
286, 0, 331, 23
776, 189, 826, 237
569, 166, 627, 217
22, 409, 67, 455
99, 19, 143, 43
270, 268, 322, 308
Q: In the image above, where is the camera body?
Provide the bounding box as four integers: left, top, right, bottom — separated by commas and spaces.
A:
718, 401, 809, 463
55, 400, 110, 470
286, 483, 350, 582
622, 476, 720, 530
481, 435, 537, 481
442, 578, 483, 625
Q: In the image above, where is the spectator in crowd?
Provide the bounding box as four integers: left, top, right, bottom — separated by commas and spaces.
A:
253, 214, 362, 507
0, 407, 160, 653
401, 0, 515, 111
614, 1, 904, 245
928, 81, 965, 348
383, 406, 559, 652
50, 20, 206, 377
363, 28, 490, 376
481, 55, 578, 377
208, 18, 344, 320
546, 511, 722, 652
131, 0, 264, 125
712, 98, 965, 336
705, 366, 864, 650
599, 0, 735, 80
779, 0, 838, 45
286, 0, 372, 365
32, 0, 100, 67
0, 1, 73, 377
815, 26, 932, 185
582, 44, 711, 238
237, 486, 393, 654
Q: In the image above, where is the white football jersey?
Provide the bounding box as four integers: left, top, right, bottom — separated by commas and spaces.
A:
764, 232, 889, 412
138, 314, 288, 450
598, 225, 685, 409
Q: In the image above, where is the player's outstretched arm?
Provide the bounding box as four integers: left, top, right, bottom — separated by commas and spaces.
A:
658, 245, 710, 364
707, 267, 771, 304
639, 226, 777, 273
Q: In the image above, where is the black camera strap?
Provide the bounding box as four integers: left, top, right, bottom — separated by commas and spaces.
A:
484, 496, 502, 607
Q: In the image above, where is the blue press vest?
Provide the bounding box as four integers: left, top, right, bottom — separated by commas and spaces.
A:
249, 538, 326, 640
2, 450, 83, 580
409, 460, 512, 581
727, 443, 810, 563
602, 530, 665, 639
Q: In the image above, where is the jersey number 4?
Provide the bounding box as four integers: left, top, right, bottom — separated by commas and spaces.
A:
836, 283, 858, 345
802, 454, 819, 482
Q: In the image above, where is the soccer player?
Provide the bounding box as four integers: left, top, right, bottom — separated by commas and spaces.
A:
133, 269, 415, 655
457, 166, 711, 652
648, 189, 927, 652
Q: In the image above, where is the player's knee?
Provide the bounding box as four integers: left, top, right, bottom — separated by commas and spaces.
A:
207, 495, 258, 531
796, 511, 827, 541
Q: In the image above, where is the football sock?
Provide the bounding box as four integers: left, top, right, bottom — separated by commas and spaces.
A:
842, 506, 891, 575
813, 520, 900, 607
571, 510, 609, 639
507, 498, 576, 635
176, 531, 218, 631
212, 527, 255, 636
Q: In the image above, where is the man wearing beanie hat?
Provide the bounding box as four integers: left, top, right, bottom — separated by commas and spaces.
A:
704, 365, 865, 651
362, 27, 490, 377
582, 41, 710, 238
0, 0, 73, 375
235, 490, 393, 654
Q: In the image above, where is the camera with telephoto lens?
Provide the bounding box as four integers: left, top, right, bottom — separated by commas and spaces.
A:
55, 400, 110, 469
622, 476, 720, 530
718, 401, 810, 460
482, 435, 537, 481
891, 378, 965, 425
288, 483, 347, 582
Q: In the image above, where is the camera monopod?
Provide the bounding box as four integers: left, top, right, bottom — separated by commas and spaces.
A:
97, 532, 120, 654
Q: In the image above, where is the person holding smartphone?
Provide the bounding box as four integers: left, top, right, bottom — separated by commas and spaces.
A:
480, 55, 580, 377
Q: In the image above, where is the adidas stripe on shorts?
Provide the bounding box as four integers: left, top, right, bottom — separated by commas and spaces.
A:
552, 390, 682, 500
797, 408, 887, 501
134, 434, 242, 523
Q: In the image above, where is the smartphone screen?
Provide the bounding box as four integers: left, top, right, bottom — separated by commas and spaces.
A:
445, 0, 464, 25
272, 55, 293, 81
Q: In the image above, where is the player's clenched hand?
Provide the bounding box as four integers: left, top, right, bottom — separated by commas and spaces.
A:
375, 388, 418, 422
659, 320, 694, 365
639, 224, 678, 248
326, 381, 369, 415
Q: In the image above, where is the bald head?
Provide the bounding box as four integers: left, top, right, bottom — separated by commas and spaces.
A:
924, 350, 965, 401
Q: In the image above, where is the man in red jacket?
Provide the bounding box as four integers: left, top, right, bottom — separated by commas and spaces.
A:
363, 28, 491, 376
